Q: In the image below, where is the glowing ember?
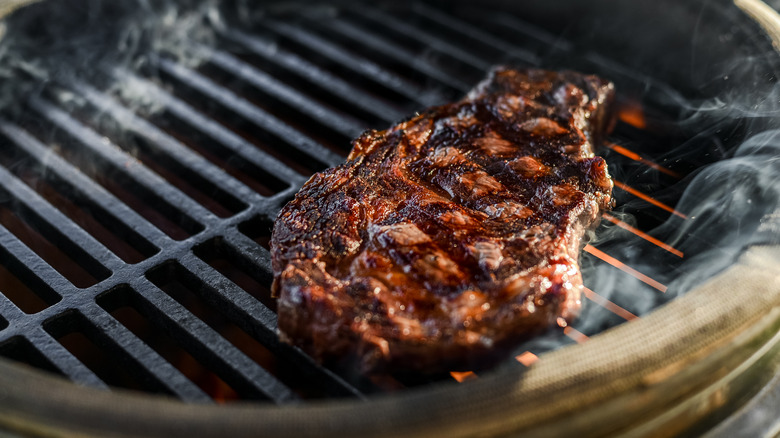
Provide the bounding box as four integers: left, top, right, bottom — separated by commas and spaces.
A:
601, 213, 684, 258
450, 371, 478, 382
583, 287, 638, 321
614, 181, 689, 220
617, 100, 646, 130
563, 327, 589, 344
605, 142, 681, 179
584, 245, 668, 293
205, 374, 239, 404
515, 351, 539, 367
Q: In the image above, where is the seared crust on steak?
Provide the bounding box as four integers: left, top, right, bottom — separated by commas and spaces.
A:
271, 67, 615, 373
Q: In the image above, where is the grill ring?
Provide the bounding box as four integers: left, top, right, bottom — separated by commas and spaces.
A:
0, 0, 778, 436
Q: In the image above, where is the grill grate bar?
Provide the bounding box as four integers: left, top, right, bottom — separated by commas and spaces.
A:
109, 68, 306, 188
581, 53, 687, 112
0, 118, 172, 248
0, 292, 25, 326
69, 79, 263, 209
0, 164, 123, 273
461, 9, 574, 52
262, 19, 435, 107
276, 343, 368, 399
410, 3, 540, 65
180, 251, 278, 339
197, 45, 368, 138
28, 96, 213, 229
351, 6, 492, 70
199, 232, 367, 398
155, 56, 344, 167
312, 16, 470, 94
221, 28, 406, 123
26, 328, 109, 389
0, 224, 73, 297
133, 275, 299, 403
221, 231, 274, 284
82, 305, 213, 402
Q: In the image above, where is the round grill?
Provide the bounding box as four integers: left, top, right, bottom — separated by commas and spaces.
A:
0, 0, 778, 436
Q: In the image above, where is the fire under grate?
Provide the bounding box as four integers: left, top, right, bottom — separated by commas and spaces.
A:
0, 1, 756, 402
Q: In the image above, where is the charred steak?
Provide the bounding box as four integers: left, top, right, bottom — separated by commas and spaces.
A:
271, 67, 615, 373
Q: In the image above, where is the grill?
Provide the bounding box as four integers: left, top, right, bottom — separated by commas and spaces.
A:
0, 0, 779, 436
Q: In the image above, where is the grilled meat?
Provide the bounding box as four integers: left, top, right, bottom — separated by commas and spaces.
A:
271, 67, 615, 373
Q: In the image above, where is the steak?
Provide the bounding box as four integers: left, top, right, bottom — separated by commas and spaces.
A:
271, 67, 615, 373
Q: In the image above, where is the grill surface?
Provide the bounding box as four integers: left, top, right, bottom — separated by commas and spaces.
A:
0, 0, 770, 405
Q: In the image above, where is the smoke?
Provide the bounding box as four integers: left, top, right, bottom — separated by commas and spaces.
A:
0, 0, 221, 115
655, 58, 780, 125
662, 130, 780, 293
631, 43, 780, 297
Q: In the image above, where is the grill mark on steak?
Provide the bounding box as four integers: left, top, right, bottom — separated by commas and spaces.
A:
271, 67, 615, 373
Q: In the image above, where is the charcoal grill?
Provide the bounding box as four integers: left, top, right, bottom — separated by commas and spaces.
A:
0, 0, 778, 436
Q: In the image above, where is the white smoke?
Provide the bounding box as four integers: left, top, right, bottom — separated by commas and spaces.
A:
0, 0, 221, 115
662, 130, 780, 293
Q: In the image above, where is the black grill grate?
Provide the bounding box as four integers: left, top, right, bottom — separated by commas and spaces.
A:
0, 1, 731, 403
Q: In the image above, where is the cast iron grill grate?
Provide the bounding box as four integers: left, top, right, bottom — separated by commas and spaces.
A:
0, 1, 732, 402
